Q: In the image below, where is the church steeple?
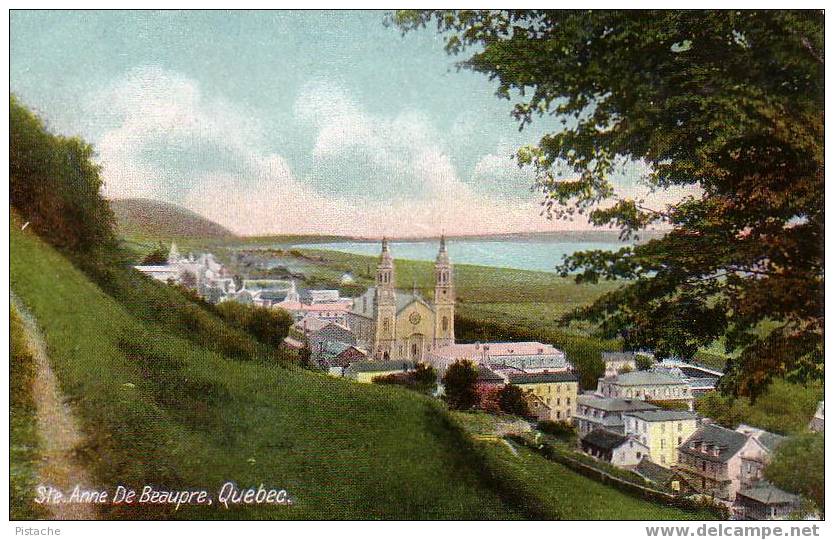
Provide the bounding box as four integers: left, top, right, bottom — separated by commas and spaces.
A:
434, 235, 455, 347
376, 237, 395, 304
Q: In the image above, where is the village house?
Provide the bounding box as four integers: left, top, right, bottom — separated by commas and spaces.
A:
574, 396, 660, 436
580, 429, 650, 467
734, 425, 786, 489
506, 371, 579, 423
675, 423, 772, 503
734, 483, 802, 520
596, 370, 694, 409
623, 409, 700, 466
314, 342, 368, 371
602, 351, 653, 377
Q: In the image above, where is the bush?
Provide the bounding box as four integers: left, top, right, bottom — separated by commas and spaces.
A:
499, 385, 530, 417
215, 301, 294, 349
537, 420, 576, 440
442, 360, 479, 410
476, 384, 502, 413
374, 363, 437, 395
141, 243, 169, 265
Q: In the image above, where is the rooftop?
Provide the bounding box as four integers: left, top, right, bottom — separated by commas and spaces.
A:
577, 396, 661, 413
632, 457, 677, 486
679, 424, 749, 463
508, 371, 578, 385
581, 429, 630, 451
737, 483, 801, 505
624, 410, 699, 422
433, 341, 562, 359
605, 370, 688, 387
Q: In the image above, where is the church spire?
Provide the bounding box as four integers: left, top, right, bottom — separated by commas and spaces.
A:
376, 237, 395, 302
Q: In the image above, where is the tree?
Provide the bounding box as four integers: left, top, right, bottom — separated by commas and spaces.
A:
498, 384, 531, 417
393, 11, 823, 397
441, 359, 479, 410
413, 362, 438, 394
10, 95, 117, 255
141, 243, 169, 265
764, 433, 824, 514
215, 302, 294, 349
635, 354, 653, 371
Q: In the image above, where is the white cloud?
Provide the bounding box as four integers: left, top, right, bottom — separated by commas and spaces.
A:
95, 69, 690, 237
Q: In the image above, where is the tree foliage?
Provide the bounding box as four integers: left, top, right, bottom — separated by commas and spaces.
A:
498, 384, 531, 417
215, 301, 294, 349
393, 10, 823, 396
764, 433, 824, 514
10, 95, 117, 255
442, 360, 479, 410
141, 243, 170, 265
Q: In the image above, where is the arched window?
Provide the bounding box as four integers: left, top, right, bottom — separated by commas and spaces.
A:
442, 316, 449, 331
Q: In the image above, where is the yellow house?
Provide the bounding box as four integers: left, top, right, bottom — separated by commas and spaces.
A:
507, 372, 579, 422
343, 360, 417, 383
622, 410, 699, 466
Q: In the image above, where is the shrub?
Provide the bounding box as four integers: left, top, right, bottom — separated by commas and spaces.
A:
141, 243, 169, 265
374, 363, 438, 395
442, 360, 479, 410
215, 301, 294, 349
537, 420, 576, 440
476, 384, 502, 413
498, 385, 530, 417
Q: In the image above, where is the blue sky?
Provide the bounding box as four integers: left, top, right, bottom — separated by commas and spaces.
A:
11, 10, 672, 236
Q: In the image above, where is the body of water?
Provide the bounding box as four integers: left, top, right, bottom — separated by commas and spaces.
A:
294, 238, 633, 273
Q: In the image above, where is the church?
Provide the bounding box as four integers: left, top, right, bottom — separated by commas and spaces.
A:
346, 237, 455, 362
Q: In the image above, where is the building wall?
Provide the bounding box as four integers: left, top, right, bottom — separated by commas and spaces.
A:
612, 439, 650, 467
393, 301, 436, 362
625, 417, 698, 466
517, 381, 578, 422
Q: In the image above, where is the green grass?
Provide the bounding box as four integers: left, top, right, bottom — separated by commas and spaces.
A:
476, 441, 714, 520
10, 222, 523, 519
10, 222, 709, 520
10, 307, 45, 520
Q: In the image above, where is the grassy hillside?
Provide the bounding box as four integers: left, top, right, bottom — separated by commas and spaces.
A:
10, 222, 520, 519
10, 222, 703, 520
110, 198, 234, 239
10, 307, 44, 519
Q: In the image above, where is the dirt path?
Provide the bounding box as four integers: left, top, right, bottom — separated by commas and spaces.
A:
11, 293, 99, 520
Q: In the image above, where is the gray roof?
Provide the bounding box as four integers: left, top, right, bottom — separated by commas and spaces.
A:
577, 396, 661, 413
608, 371, 688, 386
624, 410, 699, 422
477, 365, 505, 383
679, 424, 749, 463
632, 457, 677, 486
737, 483, 801, 505
582, 429, 629, 451
344, 360, 416, 375
508, 371, 578, 385
350, 287, 434, 318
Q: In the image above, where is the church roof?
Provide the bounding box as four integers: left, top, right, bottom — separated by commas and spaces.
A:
350, 287, 436, 318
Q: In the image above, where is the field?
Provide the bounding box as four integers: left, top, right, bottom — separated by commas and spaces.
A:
10, 221, 709, 520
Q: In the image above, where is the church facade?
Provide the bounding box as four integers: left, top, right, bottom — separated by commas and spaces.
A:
346, 237, 455, 362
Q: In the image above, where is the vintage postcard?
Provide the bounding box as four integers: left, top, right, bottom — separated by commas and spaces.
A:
7, 7, 825, 532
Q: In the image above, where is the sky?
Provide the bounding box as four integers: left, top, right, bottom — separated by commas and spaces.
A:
11, 10, 690, 237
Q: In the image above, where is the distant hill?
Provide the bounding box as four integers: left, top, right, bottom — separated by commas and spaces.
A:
109, 198, 234, 239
